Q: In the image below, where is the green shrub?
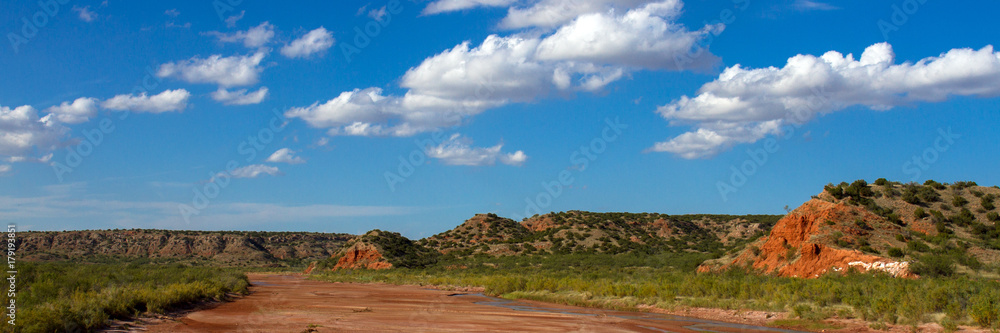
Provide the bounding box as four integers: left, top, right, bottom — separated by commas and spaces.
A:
924, 180, 945, 189
952, 195, 969, 207
988, 212, 1000, 222
910, 255, 955, 277
949, 208, 975, 227
940, 317, 958, 332
981, 196, 995, 211
907, 241, 930, 253
826, 184, 844, 199
845, 180, 874, 198
952, 181, 978, 190
887, 248, 904, 258
968, 292, 1000, 328
16, 262, 249, 332
913, 208, 927, 219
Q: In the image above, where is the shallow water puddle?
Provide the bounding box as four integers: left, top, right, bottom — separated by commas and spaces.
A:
450, 293, 807, 333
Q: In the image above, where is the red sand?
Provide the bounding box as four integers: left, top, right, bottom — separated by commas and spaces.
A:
138, 274, 787, 332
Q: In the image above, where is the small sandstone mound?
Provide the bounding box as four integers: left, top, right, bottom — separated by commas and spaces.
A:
333, 242, 393, 270
326, 230, 437, 271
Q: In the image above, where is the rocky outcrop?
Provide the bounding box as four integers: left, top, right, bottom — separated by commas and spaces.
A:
327, 230, 437, 271
701, 199, 915, 278
303, 261, 318, 274
333, 242, 393, 270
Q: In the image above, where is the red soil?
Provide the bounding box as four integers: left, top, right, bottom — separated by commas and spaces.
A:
138, 274, 783, 333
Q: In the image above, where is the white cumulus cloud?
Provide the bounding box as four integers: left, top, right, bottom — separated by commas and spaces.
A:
651, 43, 1000, 158
426, 134, 527, 166
281, 27, 334, 59
157, 51, 267, 87
211, 87, 268, 105
287, 1, 718, 137
535, 1, 722, 70
45, 97, 98, 124
0, 105, 68, 160
101, 89, 191, 113
265, 148, 305, 164
500, 0, 651, 30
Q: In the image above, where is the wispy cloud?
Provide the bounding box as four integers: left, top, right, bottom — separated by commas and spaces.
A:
73, 6, 96, 22
225, 10, 245, 27
426, 134, 527, 166
0, 194, 421, 230
265, 148, 306, 164
204, 22, 275, 48
222, 164, 282, 179
792, 0, 839, 11
211, 87, 268, 105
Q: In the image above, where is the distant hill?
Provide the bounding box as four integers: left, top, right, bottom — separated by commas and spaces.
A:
700, 179, 1000, 278
418, 211, 781, 259
27, 180, 996, 279
18, 230, 354, 267
21, 213, 784, 271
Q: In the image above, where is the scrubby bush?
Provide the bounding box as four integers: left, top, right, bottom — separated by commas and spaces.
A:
907, 241, 930, 253
918, 186, 941, 202
952, 195, 969, 208
981, 195, 995, 211
887, 248, 904, 258
913, 208, 927, 219
988, 212, 1000, 222
910, 255, 955, 277
17, 262, 249, 332
968, 292, 1000, 328
826, 183, 844, 199
949, 208, 975, 227
924, 180, 946, 189
845, 180, 874, 198
952, 181, 978, 190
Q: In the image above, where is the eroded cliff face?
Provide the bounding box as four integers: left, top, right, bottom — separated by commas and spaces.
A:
703, 199, 914, 278
19, 230, 353, 266
332, 242, 393, 270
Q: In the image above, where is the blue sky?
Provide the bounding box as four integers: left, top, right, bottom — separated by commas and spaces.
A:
2, 0, 999, 238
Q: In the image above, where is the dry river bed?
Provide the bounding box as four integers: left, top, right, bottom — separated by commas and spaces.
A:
130, 274, 937, 332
